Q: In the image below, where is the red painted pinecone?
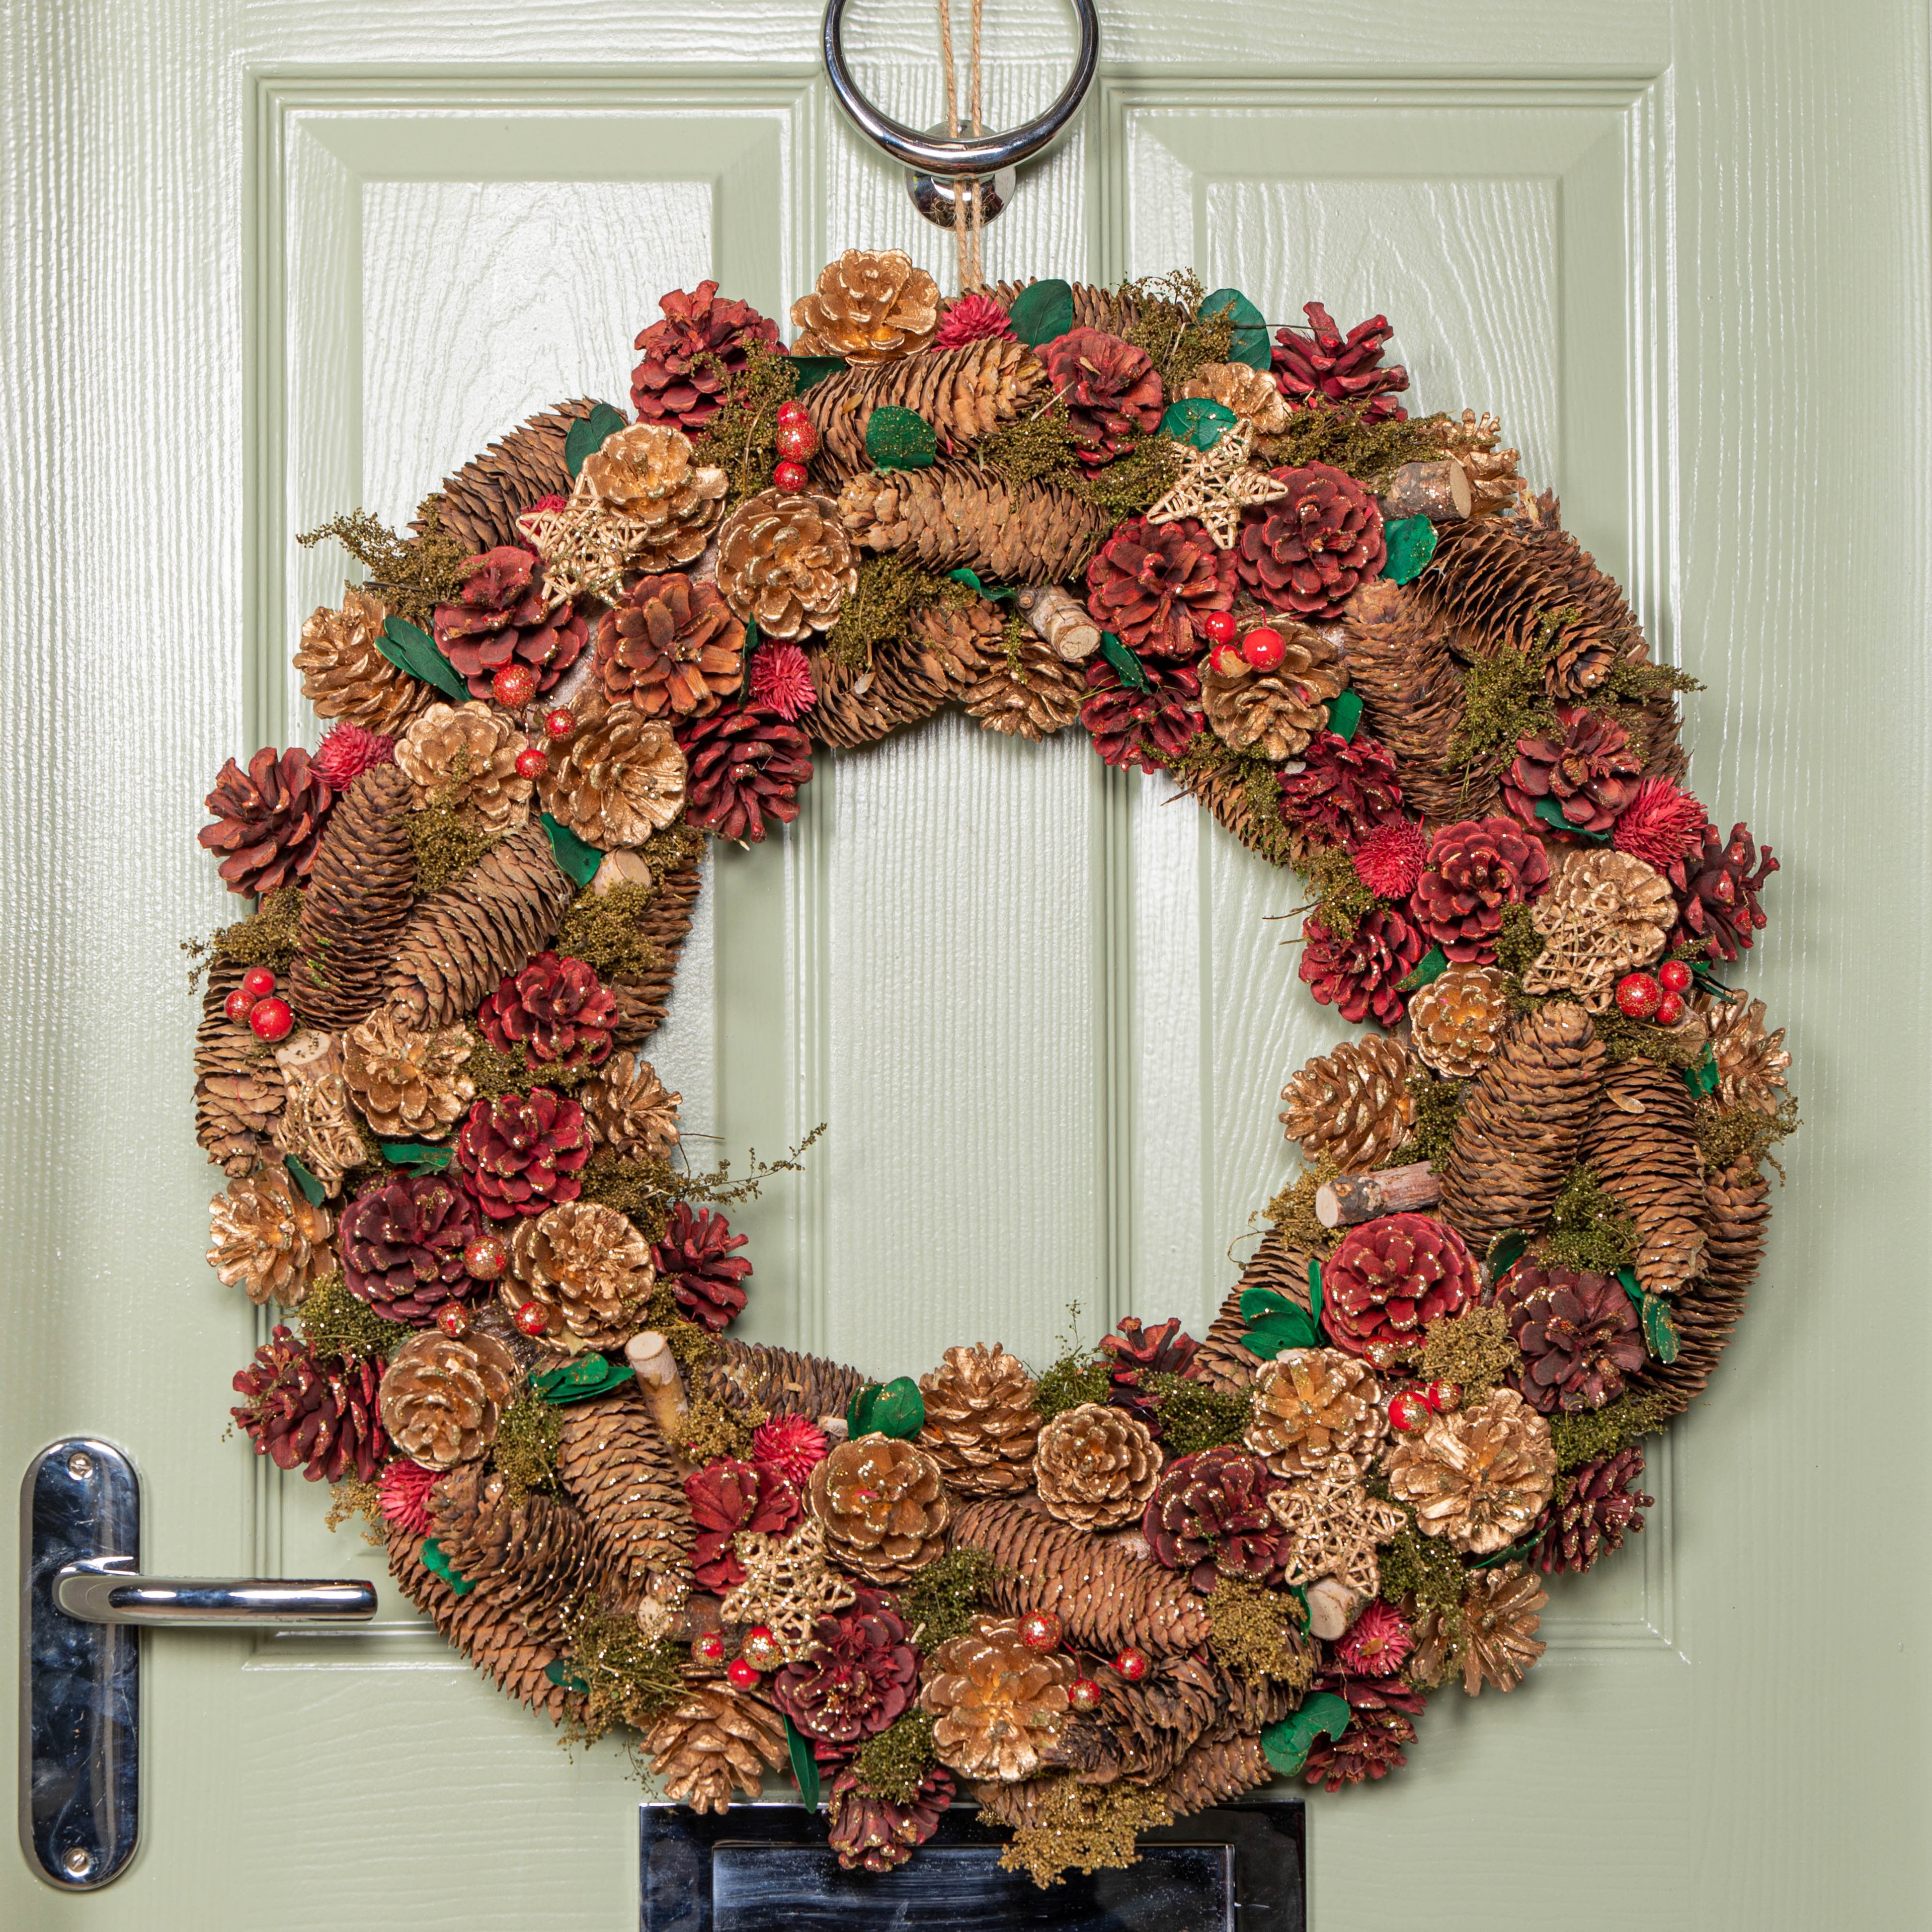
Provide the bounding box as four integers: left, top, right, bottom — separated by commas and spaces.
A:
230, 1325, 388, 1483
629, 279, 782, 434
651, 1202, 752, 1332
1142, 1446, 1290, 1592
1322, 1212, 1478, 1365
1041, 327, 1164, 464
1100, 1315, 1197, 1427
1533, 1445, 1652, 1574
1298, 902, 1426, 1027
826, 1765, 954, 1873
199, 747, 334, 896
1671, 821, 1777, 962
1270, 303, 1410, 423
433, 547, 588, 700
1080, 655, 1200, 772
774, 1591, 919, 1747
1504, 706, 1641, 834
683, 1457, 801, 1590
454, 1088, 589, 1220
476, 951, 618, 1070
676, 703, 814, 843
1409, 816, 1552, 962
1278, 730, 1405, 845
340, 1174, 482, 1325
1083, 515, 1234, 659
1495, 1262, 1645, 1414
1237, 463, 1386, 619
597, 572, 746, 717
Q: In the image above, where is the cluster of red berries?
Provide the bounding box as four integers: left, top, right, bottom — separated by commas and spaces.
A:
691, 1624, 784, 1686
1615, 957, 1694, 1026
1201, 609, 1289, 678
1015, 1607, 1144, 1708
223, 967, 293, 1042
772, 401, 820, 494
1388, 1378, 1462, 1434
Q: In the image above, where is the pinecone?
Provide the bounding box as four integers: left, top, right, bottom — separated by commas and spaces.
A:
555, 1381, 694, 1589
1421, 412, 1525, 516
540, 691, 688, 849
1277, 729, 1405, 844
1642, 1160, 1763, 1417
773, 1591, 919, 1746
580, 1051, 680, 1160
1297, 902, 1427, 1027
702, 1337, 864, 1422
630, 280, 781, 433
206, 1167, 334, 1307
269, 1030, 366, 1189
340, 1009, 474, 1139
1041, 328, 1164, 463
678, 703, 813, 844
1412, 1563, 1548, 1695
424, 398, 607, 556
194, 961, 285, 1174
477, 951, 617, 1070
1410, 816, 1552, 962
1704, 994, 1792, 1115
1064, 1652, 1226, 1785
1495, 1262, 1645, 1413
960, 632, 1087, 739
1322, 1214, 1478, 1367
1142, 1446, 1290, 1591
838, 465, 1114, 586
801, 339, 1047, 474
977, 278, 1142, 337
1100, 1316, 1198, 1405
230, 1325, 386, 1482
379, 1328, 519, 1468
1170, 749, 1294, 861
1407, 964, 1510, 1079
1533, 1445, 1651, 1574
596, 572, 745, 717
392, 701, 533, 834
1237, 464, 1386, 620
199, 747, 333, 896
1277, 1037, 1412, 1172
1270, 304, 1409, 421
916, 1344, 1041, 1498
340, 1173, 480, 1325
826, 1766, 954, 1873
809, 1435, 949, 1584
1520, 849, 1675, 1010
645, 1675, 789, 1813
428, 1462, 599, 1627
287, 763, 416, 1031
1201, 627, 1346, 760
1582, 1060, 1708, 1295
1437, 1004, 1607, 1252
1416, 516, 1581, 667
1504, 706, 1641, 833
1157, 1732, 1273, 1814
1245, 1349, 1388, 1480
1671, 821, 1778, 962
507, 1199, 654, 1350
715, 490, 856, 640
1303, 1705, 1416, 1791
1194, 1230, 1312, 1394
294, 587, 433, 735
920, 1616, 1076, 1780
791, 249, 940, 361
650, 1202, 750, 1332
1031, 1402, 1160, 1531
807, 598, 998, 749
1384, 1387, 1557, 1556
1083, 515, 1233, 658
686, 1458, 802, 1590
431, 548, 587, 701
609, 860, 702, 1048
1080, 654, 1201, 772
455, 1088, 590, 1221
1518, 493, 1647, 673
1180, 361, 1291, 434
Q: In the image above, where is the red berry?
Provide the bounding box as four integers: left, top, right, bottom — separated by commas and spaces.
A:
1018, 1611, 1063, 1653
1242, 626, 1287, 672
241, 967, 277, 999
1615, 972, 1663, 1020
1654, 990, 1686, 1026
773, 418, 820, 462
1658, 959, 1693, 993
514, 746, 547, 779
1067, 1677, 1102, 1713
692, 1632, 726, 1664
741, 1627, 784, 1673
726, 1658, 761, 1688
223, 989, 257, 1024
247, 997, 293, 1042
1388, 1392, 1428, 1433
1419, 1379, 1461, 1413
776, 400, 809, 427
1112, 1647, 1149, 1682
491, 664, 538, 708
1201, 610, 1238, 646
513, 1300, 550, 1337
463, 1235, 508, 1281
773, 460, 809, 494
435, 1304, 471, 1339
1209, 643, 1246, 679
543, 708, 576, 740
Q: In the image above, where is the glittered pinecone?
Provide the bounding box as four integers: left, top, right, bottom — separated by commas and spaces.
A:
1424, 411, 1527, 517
838, 464, 1114, 586
1244, 1349, 1388, 1480
454, 1088, 590, 1221
826, 1766, 953, 1873
1080, 653, 1201, 772
809, 1435, 949, 1584
916, 1344, 1041, 1498
1142, 1446, 1290, 1591
1495, 1262, 1645, 1413
791, 249, 939, 361
1169, 746, 1294, 861
288, 763, 416, 1030
686, 1459, 802, 1591
1582, 1059, 1708, 1296
1385, 1388, 1557, 1556
1031, 1402, 1160, 1531
393, 700, 534, 834
199, 747, 333, 896
1704, 994, 1792, 1115
556, 1381, 694, 1589
340, 1173, 480, 1324
428, 1463, 598, 1628
508, 1199, 655, 1350
1083, 514, 1234, 659
773, 1592, 919, 1746
1277, 729, 1405, 844
1671, 820, 1778, 962
1200, 626, 1346, 760
378, 1329, 520, 1468
1157, 1733, 1273, 1813
1180, 360, 1290, 434
194, 961, 285, 1174
1407, 964, 1511, 1079
1520, 849, 1675, 1010
714, 490, 857, 640
802, 339, 1048, 475
1409, 816, 1552, 962
646, 1675, 789, 1813
231, 1325, 386, 1482
206, 1167, 334, 1307
630, 280, 781, 433
703, 1337, 864, 1423
651, 1202, 751, 1332
1322, 1213, 1478, 1367
1271, 303, 1408, 422
576, 424, 728, 572
294, 587, 433, 735
431, 548, 587, 700
1533, 1445, 1651, 1574
1504, 706, 1641, 834
920, 1616, 1075, 1780
677, 702, 813, 843
1100, 1316, 1198, 1404
424, 398, 606, 556
597, 572, 745, 717
1237, 464, 1386, 620
1297, 902, 1427, 1027
1411, 1562, 1548, 1694
270, 1031, 365, 1189
834, 596, 1002, 738
960, 632, 1089, 739
1042, 328, 1164, 464
1194, 1229, 1312, 1394
477, 951, 617, 1070
540, 692, 687, 849
340, 1008, 474, 1139
580, 1051, 680, 1160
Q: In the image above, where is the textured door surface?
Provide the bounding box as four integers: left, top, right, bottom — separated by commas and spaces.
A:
3, 2, 1925, 1927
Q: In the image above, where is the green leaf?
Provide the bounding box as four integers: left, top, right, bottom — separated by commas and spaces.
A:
283, 1155, 327, 1208
1489, 1231, 1530, 1276
1239, 1311, 1318, 1359
1683, 1049, 1721, 1099
532, 1356, 635, 1406
848, 1377, 926, 1441
865, 405, 938, 474
540, 812, 604, 889
377, 1140, 453, 1173
785, 1717, 822, 1810
1326, 689, 1363, 743
1616, 1265, 1643, 1306
1198, 287, 1271, 371
1261, 1692, 1351, 1777
420, 1538, 477, 1597
1688, 958, 1730, 999
1239, 1286, 1302, 1325
739, 616, 761, 705
1099, 631, 1151, 691
1640, 1292, 1680, 1364
1396, 945, 1449, 992
378, 616, 471, 704
947, 567, 1016, 601
564, 401, 628, 480
787, 355, 848, 395
1307, 1258, 1324, 1332
1160, 397, 1237, 450
1532, 795, 1612, 843
1005, 278, 1074, 347
1381, 514, 1438, 586
544, 1658, 591, 1694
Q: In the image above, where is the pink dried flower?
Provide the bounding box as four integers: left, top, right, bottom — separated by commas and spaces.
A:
932, 292, 1016, 352
748, 640, 816, 721
1348, 818, 1429, 900
378, 1458, 438, 1539
1334, 1599, 1414, 1677
313, 722, 395, 790
752, 1414, 830, 1488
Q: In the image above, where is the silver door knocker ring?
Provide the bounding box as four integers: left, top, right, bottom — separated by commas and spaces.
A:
821, 0, 1100, 227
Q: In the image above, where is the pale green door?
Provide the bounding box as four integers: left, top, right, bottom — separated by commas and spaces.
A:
4, 1, 1923, 1926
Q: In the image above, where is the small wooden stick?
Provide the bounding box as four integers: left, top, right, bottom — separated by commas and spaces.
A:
1314, 1162, 1442, 1229
1379, 459, 1472, 523
1304, 1577, 1369, 1641
1015, 583, 1102, 660
624, 1331, 689, 1443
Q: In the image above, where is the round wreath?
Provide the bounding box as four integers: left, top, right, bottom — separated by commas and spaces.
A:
197, 254, 1794, 1882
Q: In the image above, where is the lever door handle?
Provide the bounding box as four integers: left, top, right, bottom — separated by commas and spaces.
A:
53, 1556, 377, 1626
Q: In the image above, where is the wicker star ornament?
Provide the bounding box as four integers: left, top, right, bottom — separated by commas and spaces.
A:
1145, 421, 1290, 549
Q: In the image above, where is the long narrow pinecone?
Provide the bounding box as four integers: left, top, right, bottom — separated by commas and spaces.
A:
808, 601, 999, 750
1416, 515, 1582, 663
700, 1337, 866, 1422
1156, 1731, 1273, 1814
195, 958, 285, 1174
417, 398, 609, 555
1438, 1004, 1607, 1251
384, 820, 574, 1027
840, 465, 1114, 585
288, 764, 415, 1030
429, 1463, 601, 1634
1194, 1229, 1315, 1392
803, 340, 1048, 476
556, 1381, 693, 1592
973, 279, 1142, 337
948, 1499, 1211, 1656
610, 860, 703, 1048
1168, 755, 1300, 866
1520, 493, 1647, 670
1203, 1659, 1301, 1740
1582, 1061, 1708, 1295
1641, 1159, 1766, 1416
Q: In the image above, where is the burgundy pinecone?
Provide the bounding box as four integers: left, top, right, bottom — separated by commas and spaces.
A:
454, 1088, 589, 1220
1237, 462, 1386, 620
340, 1174, 483, 1325
1298, 902, 1426, 1027
230, 1325, 388, 1483
1494, 1262, 1645, 1414
1278, 730, 1405, 845
676, 703, 814, 843
1409, 816, 1552, 962
1303, 1706, 1416, 1791
683, 1457, 800, 1590
1080, 654, 1200, 772
1322, 1212, 1478, 1363
1143, 1446, 1290, 1592
1041, 328, 1164, 464
432, 547, 588, 700
198, 747, 334, 896
1503, 706, 1642, 834
774, 1590, 919, 1747
1534, 1445, 1652, 1574
1083, 515, 1234, 659
1671, 821, 1778, 962
1316, 1665, 1427, 1722
1271, 303, 1410, 423
476, 951, 617, 1070
827, 1765, 954, 1873
651, 1202, 751, 1332
630, 279, 782, 434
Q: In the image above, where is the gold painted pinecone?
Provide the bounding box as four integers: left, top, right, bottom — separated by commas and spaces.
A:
808, 1434, 950, 1584
1277, 1034, 1412, 1169
1703, 993, 1792, 1115
1244, 1348, 1387, 1480
1179, 361, 1292, 435
646, 1674, 788, 1813
269, 1031, 365, 1189
915, 1344, 1041, 1498
1408, 964, 1512, 1078
392, 700, 533, 835
506, 1200, 655, 1352
1199, 622, 1347, 760
959, 629, 1087, 739
1383, 1386, 1557, 1556
1520, 849, 1674, 1009
1411, 1562, 1548, 1695
539, 691, 687, 849
791, 249, 940, 362
1423, 410, 1526, 516
378, 1330, 520, 1469
715, 489, 858, 640
293, 586, 433, 735
206, 1166, 334, 1306
1031, 1402, 1160, 1531
579, 1051, 681, 1160
340, 1009, 475, 1139
920, 1615, 1074, 1781
574, 423, 727, 573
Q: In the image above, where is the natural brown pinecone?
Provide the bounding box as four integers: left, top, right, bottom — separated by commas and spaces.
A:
384, 820, 574, 1028
392, 700, 533, 835
802, 338, 1048, 475
597, 572, 745, 717
916, 1344, 1042, 1498
294, 587, 433, 735
1200, 625, 1347, 760
700, 1336, 866, 1423
1520, 850, 1674, 1010
646, 1673, 789, 1813
1437, 1004, 1607, 1253
1518, 492, 1648, 681
1583, 1059, 1708, 1295
1704, 993, 1792, 1115
206, 1166, 334, 1306
576, 423, 728, 574
506, 1200, 655, 1350
199, 747, 334, 897
1032, 1402, 1160, 1530
976, 278, 1141, 338
1640, 1159, 1765, 1416
422, 398, 606, 555
1407, 963, 1511, 1079
1533, 1444, 1651, 1574
379, 1329, 520, 1468
791, 249, 940, 361
1157, 1731, 1273, 1814
429, 1462, 599, 1630
287, 763, 415, 1031
1277, 1034, 1412, 1168
340, 1008, 474, 1139
809, 1435, 949, 1584
269, 1031, 365, 1189
608, 860, 702, 1049
1167, 749, 1299, 864
959, 628, 1088, 740
579, 1051, 681, 1159
1384, 1387, 1558, 1556
920, 1616, 1075, 1781
1074, 1653, 1228, 1784
1417, 515, 1584, 669
1193, 1228, 1314, 1394
1245, 1349, 1387, 1480
806, 597, 998, 750
194, 960, 286, 1174
1411, 1562, 1548, 1695
538, 691, 686, 849
714, 489, 857, 640
840, 464, 1114, 586
555, 1381, 693, 1590
1180, 361, 1291, 434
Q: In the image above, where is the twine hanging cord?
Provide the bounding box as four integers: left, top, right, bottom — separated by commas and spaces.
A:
935, 0, 986, 290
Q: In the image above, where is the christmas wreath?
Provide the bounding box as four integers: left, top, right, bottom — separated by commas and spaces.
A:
196, 254, 1794, 1883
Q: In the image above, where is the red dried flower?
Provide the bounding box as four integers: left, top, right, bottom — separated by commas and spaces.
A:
1041, 327, 1164, 464
1349, 818, 1430, 900
1503, 706, 1641, 834
230, 1325, 388, 1484
377, 1458, 439, 1538
752, 1414, 829, 1488
932, 292, 1015, 352
313, 721, 395, 789
651, 1202, 752, 1332
773, 1590, 919, 1745
1322, 1211, 1478, 1362
454, 1088, 589, 1221
1084, 515, 1234, 659
1236, 463, 1386, 620
630, 280, 782, 435
677, 703, 814, 843
476, 951, 617, 1069
1671, 821, 1778, 963
1080, 654, 1201, 772
432, 547, 587, 700
749, 641, 816, 721
683, 1457, 800, 1590
1271, 303, 1409, 423
1409, 816, 1551, 962
1298, 902, 1426, 1026
1278, 730, 1405, 845
1333, 1600, 1414, 1677
1611, 776, 1708, 883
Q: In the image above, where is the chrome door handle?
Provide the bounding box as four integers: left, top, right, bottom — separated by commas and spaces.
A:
53, 1557, 376, 1627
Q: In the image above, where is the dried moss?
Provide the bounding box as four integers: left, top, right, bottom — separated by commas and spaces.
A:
978, 406, 1083, 493
462, 1037, 596, 1103
555, 881, 665, 982
1600, 658, 1704, 704
1263, 1167, 1339, 1258
297, 495, 472, 632
186, 887, 307, 991
686, 340, 798, 509
1033, 1352, 1111, 1422
323, 1475, 386, 1543
296, 1272, 412, 1364
669, 1124, 828, 1211
558, 1595, 688, 1745
1416, 1306, 1521, 1404
1397, 1072, 1466, 1172
638, 1282, 720, 1378
1549, 1391, 1667, 1471
1446, 644, 1557, 774
1491, 902, 1547, 978
406, 804, 498, 894
1257, 401, 1442, 492
1205, 1577, 1313, 1686
824, 554, 962, 670
1590, 1008, 1712, 1069
1293, 844, 1376, 944
637, 822, 708, 877
1144, 1373, 1254, 1457
577, 1155, 676, 1244
1376, 1519, 1469, 1617
1696, 1095, 1800, 1177
853, 1711, 938, 1804
999, 1775, 1175, 1890
1071, 433, 1181, 521
1117, 268, 1229, 392
1538, 1164, 1638, 1274
486, 1389, 562, 1504
897, 1544, 1001, 1652
669, 1391, 762, 1464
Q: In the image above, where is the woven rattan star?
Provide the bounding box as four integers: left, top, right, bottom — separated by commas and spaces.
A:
1268, 1466, 1409, 1596
1145, 420, 1290, 549
719, 1519, 855, 1661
